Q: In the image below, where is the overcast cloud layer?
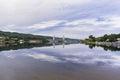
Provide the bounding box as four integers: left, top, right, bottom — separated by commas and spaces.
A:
0, 0, 120, 39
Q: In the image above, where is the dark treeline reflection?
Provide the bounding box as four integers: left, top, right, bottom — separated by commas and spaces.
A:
0, 43, 53, 51
84, 43, 120, 51
0, 42, 72, 51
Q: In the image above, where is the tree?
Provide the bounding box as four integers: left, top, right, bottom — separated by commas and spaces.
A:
88, 35, 95, 42
103, 34, 108, 41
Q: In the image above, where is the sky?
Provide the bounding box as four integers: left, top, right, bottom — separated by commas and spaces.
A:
0, 0, 120, 39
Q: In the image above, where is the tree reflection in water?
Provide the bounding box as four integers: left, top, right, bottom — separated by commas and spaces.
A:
84, 43, 120, 51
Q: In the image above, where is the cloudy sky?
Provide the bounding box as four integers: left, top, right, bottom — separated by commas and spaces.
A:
0, 0, 120, 39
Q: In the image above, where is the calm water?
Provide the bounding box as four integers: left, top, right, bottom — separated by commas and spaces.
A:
0, 43, 120, 80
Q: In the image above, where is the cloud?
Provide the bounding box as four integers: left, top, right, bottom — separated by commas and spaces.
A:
0, 0, 92, 25
1, 24, 17, 32
30, 16, 120, 38
1, 16, 120, 39
27, 20, 66, 30
61, 26, 94, 32
65, 18, 109, 26
0, 0, 120, 38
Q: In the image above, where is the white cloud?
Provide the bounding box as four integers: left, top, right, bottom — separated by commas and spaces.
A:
62, 26, 94, 32
1, 15, 120, 39
65, 18, 109, 26
97, 16, 120, 31
27, 20, 66, 30
64, 16, 120, 31
0, 0, 92, 25
0, 0, 120, 38
1, 24, 17, 32
31, 16, 120, 38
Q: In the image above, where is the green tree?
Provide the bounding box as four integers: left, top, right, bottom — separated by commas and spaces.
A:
88, 35, 95, 42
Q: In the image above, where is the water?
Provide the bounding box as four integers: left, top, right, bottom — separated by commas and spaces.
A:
0, 43, 120, 80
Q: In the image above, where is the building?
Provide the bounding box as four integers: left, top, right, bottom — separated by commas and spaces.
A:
0, 37, 5, 45
19, 39, 25, 44
29, 40, 42, 44
117, 38, 120, 43
0, 37, 5, 42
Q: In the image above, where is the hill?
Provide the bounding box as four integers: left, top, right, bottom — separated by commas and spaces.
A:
0, 31, 80, 44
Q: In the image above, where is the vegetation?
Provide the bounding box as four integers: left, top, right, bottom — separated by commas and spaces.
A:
82, 33, 120, 43
84, 43, 120, 51
0, 31, 80, 44
0, 31, 52, 42
0, 43, 52, 51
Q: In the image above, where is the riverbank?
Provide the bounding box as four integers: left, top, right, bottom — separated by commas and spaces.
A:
82, 41, 120, 48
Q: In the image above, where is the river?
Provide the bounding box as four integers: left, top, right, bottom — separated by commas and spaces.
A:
0, 43, 120, 80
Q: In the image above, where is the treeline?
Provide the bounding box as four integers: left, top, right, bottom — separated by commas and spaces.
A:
0, 31, 52, 40
0, 31, 52, 41
0, 31, 81, 44
82, 33, 120, 42
0, 43, 52, 51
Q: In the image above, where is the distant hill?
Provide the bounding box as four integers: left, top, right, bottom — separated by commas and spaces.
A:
0, 31, 52, 40
0, 31, 80, 43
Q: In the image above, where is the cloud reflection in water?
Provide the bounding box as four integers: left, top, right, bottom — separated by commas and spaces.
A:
0, 44, 120, 67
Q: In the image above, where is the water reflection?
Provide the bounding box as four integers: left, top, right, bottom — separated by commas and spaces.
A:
0, 43, 52, 51
0, 43, 120, 80
84, 43, 120, 51
0, 42, 67, 51
26, 53, 61, 62
0, 43, 120, 67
